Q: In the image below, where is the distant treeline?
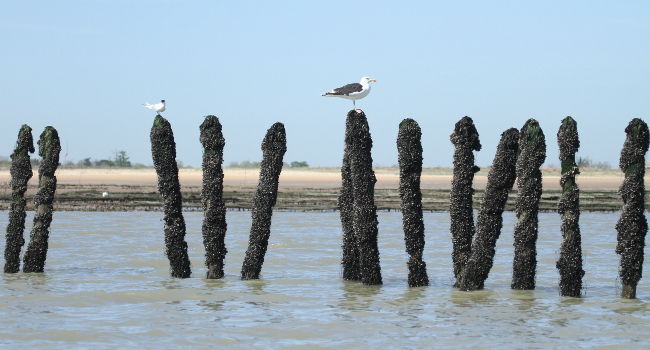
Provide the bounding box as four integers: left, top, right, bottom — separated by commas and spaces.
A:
576, 157, 611, 170
542, 157, 611, 171
0, 154, 611, 171
228, 160, 309, 169
0, 150, 148, 169
0, 152, 309, 170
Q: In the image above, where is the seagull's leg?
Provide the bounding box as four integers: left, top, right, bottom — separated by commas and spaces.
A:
353, 100, 356, 108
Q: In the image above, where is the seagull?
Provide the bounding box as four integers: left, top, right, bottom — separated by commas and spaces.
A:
322, 77, 376, 108
102, 191, 109, 198
143, 100, 166, 114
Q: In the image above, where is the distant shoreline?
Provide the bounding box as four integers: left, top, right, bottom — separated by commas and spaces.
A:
0, 167, 638, 212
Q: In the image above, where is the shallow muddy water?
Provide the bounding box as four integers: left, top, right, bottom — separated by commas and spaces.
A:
1, 210, 648, 349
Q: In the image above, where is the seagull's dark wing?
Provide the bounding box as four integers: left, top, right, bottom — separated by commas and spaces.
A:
325, 83, 363, 96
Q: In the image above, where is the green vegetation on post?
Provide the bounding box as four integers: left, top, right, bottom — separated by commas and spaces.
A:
23, 126, 61, 273
512, 119, 546, 290
150, 115, 191, 278
397, 118, 428, 287
459, 128, 519, 291
556, 116, 584, 297
616, 118, 649, 299
449, 116, 481, 287
200, 115, 227, 279
4, 125, 34, 273
241, 122, 287, 280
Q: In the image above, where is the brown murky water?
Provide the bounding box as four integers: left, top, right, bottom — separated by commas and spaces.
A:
1, 210, 648, 349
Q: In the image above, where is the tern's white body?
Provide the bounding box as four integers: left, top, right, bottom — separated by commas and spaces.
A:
144, 100, 166, 114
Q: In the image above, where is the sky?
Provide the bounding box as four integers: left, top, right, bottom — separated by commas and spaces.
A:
1, 1, 649, 168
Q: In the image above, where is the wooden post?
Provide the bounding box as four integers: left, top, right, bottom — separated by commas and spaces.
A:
150, 115, 191, 278
459, 128, 518, 291
616, 118, 649, 299
4, 125, 34, 273
397, 118, 428, 287
340, 110, 360, 280
556, 116, 584, 297
23, 126, 61, 273
511, 119, 546, 290
449, 116, 481, 287
348, 110, 382, 285
200, 115, 227, 279
241, 123, 287, 280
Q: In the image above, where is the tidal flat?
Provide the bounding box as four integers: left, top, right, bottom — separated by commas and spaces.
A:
1, 210, 649, 348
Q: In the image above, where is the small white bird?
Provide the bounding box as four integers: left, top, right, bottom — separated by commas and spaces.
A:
102, 191, 109, 198
322, 77, 377, 108
143, 99, 166, 114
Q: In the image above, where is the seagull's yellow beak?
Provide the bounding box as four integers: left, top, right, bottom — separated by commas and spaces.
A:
369, 79, 377, 82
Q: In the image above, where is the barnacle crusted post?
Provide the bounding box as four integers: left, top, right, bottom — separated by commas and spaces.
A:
348, 110, 382, 285
23, 126, 61, 273
449, 116, 481, 287
397, 118, 428, 287
556, 117, 584, 297
459, 128, 519, 291
241, 122, 287, 280
616, 118, 649, 299
340, 110, 360, 280
511, 119, 546, 290
150, 115, 192, 278
4, 125, 34, 273
200, 115, 227, 279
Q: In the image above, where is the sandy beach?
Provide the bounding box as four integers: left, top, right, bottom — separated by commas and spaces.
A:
0, 167, 638, 211
0, 167, 631, 190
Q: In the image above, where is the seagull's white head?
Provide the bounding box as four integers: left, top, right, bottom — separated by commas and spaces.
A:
360, 77, 377, 84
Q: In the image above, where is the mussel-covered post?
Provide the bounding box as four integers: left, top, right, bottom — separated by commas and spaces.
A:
459, 128, 519, 291
397, 118, 428, 287
616, 118, 649, 299
511, 119, 546, 290
200, 116, 227, 279
150, 115, 192, 278
23, 126, 61, 273
4, 125, 34, 273
555, 116, 584, 297
449, 116, 481, 287
241, 123, 286, 280
340, 111, 360, 280
348, 110, 382, 285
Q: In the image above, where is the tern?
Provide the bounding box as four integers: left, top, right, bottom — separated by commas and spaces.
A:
143, 100, 166, 114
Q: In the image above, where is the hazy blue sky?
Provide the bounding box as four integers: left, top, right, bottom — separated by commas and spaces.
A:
1, 1, 648, 167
